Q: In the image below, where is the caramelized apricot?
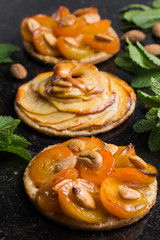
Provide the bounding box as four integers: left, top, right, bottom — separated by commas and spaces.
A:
53, 16, 86, 37
33, 27, 60, 56
58, 179, 108, 223
114, 144, 135, 168
29, 145, 73, 187
83, 33, 120, 54
56, 36, 94, 60
84, 20, 111, 35
21, 17, 33, 43
51, 6, 70, 21
36, 168, 79, 213
100, 177, 147, 218
73, 7, 98, 16
78, 150, 115, 185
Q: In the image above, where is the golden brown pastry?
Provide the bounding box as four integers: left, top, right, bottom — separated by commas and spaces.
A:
23, 137, 158, 230
14, 61, 136, 137
21, 6, 120, 65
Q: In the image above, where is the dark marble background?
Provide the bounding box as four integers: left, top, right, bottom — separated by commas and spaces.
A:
0, 0, 159, 239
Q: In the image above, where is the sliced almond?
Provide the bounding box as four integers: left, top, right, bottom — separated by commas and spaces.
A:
119, 187, 141, 200
83, 13, 100, 24
27, 18, 40, 33
77, 150, 102, 167
68, 139, 85, 152
43, 32, 57, 47
129, 155, 147, 170
95, 33, 113, 42
60, 14, 76, 27
72, 184, 96, 210
55, 156, 77, 172
64, 37, 80, 48
104, 144, 118, 155
52, 179, 72, 193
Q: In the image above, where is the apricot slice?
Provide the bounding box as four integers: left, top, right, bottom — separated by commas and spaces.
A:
29, 145, 73, 187
114, 144, 135, 168
51, 6, 70, 21
111, 166, 157, 185
83, 33, 120, 54
56, 36, 94, 60
58, 179, 108, 223
78, 150, 115, 185
100, 177, 147, 218
33, 27, 60, 56
53, 16, 86, 37
84, 20, 111, 35
73, 7, 98, 16
36, 168, 79, 213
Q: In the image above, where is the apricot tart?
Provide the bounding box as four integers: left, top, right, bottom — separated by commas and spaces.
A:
23, 137, 158, 230
14, 61, 136, 137
21, 6, 120, 65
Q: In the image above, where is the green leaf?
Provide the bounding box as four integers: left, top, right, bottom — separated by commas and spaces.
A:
151, 77, 160, 95
0, 43, 20, 64
120, 4, 151, 12
0, 119, 21, 137
138, 90, 160, 108
136, 41, 160, 66
132, 8, 160, 29
146, 108, 159, 121
123, 10, 142, 22
0, 116, 15, 128
133, 119, 157, 133
0, 140, 8, 148
148, 126, 160, 151
0, 57, 13, 64
158, 109, 160, 119
11, 134, 30, 148
131, 69, 160, 88
114, 53, 143, 73
152, 0, 160, 8
120, 22, 138, 30
0, 145, 32, 161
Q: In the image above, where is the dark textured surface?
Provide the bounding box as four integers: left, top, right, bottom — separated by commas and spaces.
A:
0, 0, 159, 239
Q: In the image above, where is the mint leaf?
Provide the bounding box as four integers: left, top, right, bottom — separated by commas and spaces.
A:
146, 108, 159, 121
123, 10, 142, 22
0, 116, 15, 128
0, 43, 20, 64
151, 77, 160, 96
0, 145, 31, 161
132, 8, 160, 29
138, 90, 160, 108
120, 4, 151, 12
11, 134, 30, 148
114, 53, 143, 73
0, 140, 8, 148
148, 126, 160, 151
136, 41, 160, 66
152, 0, 160, 8
131, 69, 160, 88
0, 119, 21, 137
133, 119, 157, 133
158, 109, 160, 119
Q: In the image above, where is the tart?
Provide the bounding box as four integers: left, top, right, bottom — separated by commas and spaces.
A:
21, 6, 120, 65
15, 61, 136, 137
23, 137, 158, 230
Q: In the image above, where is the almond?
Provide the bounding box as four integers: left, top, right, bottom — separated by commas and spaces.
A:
119, 187, 141, 200
43, 32, 57, 47
95, 33, 113, 42
27, 18, 40, 33
104, 144, 118, 155
120, 30, 146, 43
129, 155, 147, 170
77, 150, 102, 167
60, 14, 76, 27
83, 13, 100, 24
55, 156, 77, 172
68, 139, 85, 152
152, 22, 160, 38
144, 44, 160, 56
64, 37, 80, 48
10, 64, 27, 79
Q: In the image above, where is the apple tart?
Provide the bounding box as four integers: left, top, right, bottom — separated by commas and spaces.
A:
15, 62, 136, 137
23, 137, 158, 230
21, 6, 120, 65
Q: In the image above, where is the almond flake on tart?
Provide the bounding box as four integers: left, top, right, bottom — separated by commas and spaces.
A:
14, 61, 136, 137
21, 6, 120, 65
23, 137, 158, 230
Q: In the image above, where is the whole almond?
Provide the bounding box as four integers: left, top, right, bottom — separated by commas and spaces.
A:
144, 44, 160, 56
95, 33, 113, 42
119, 187, 141, 200
10, 64, 27, 79
120, 30, 146, 43
152, 22, 160, 38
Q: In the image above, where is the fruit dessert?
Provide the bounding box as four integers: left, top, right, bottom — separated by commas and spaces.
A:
14, 61, 136, 137
21, 6, 120, 65
23, 137, 158, 230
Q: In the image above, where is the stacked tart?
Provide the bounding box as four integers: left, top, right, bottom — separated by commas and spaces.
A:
15, 62, 136, 137
21, 6, 120, 65
23, 137, 158, 230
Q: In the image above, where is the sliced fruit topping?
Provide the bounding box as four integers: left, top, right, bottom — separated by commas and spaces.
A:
100, 177, 147, 218
73, 7, 98, 17
114, 144, 135, 168
51, 6, 70, 21
84, 20, 111, 35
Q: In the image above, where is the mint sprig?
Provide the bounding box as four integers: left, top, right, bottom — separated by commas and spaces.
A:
133, 77, 160, 152
0, 43, 20, 64
0, 116, 31, 161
